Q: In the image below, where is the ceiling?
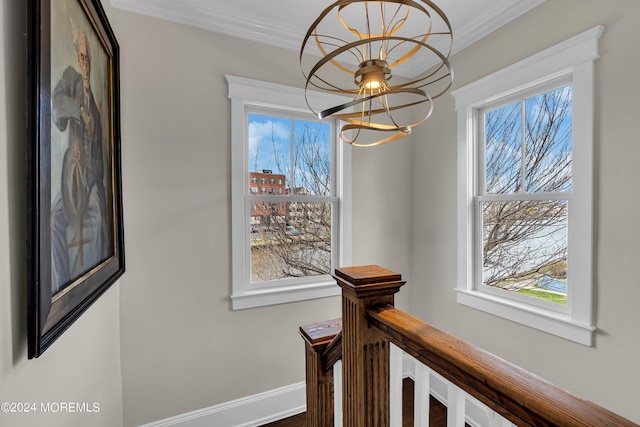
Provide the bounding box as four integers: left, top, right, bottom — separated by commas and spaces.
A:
109, 0, 545, 76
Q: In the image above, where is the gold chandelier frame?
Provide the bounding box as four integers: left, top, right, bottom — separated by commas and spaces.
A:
300, 0, 453, 147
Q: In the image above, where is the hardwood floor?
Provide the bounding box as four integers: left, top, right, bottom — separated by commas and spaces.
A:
261, 412, 305, 427
261, 378, 459, 426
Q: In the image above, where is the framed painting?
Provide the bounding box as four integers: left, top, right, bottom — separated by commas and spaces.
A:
27, 0, 124, 358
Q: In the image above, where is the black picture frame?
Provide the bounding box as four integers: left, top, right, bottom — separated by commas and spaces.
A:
27, 0, 124, 358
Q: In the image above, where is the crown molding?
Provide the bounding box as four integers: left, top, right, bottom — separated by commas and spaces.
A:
110, 0, 545, 77
452, 0, 546, 54
109, 0, 304, 51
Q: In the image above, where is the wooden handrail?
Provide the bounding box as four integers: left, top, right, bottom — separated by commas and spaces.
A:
322, 330, 342, 370
300, 265, 640, 426
368, 304, 638, 427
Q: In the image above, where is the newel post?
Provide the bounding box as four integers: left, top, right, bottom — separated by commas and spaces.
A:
333, 265, 406, 427
299, 318, 342, 427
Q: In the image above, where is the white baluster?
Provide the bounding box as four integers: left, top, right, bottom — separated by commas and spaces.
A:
447, 382, 466, 427
334, 360, 342, 427
390, 344, 404, 427
414, 360, 431, 426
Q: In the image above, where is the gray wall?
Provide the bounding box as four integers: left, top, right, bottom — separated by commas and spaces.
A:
0, 1, 124, 427
410, 0, 640, 423
109, 3, 413, 426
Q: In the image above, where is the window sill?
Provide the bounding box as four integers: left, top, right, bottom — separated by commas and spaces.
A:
231, 280, 341, 310
456, 289, 595, 346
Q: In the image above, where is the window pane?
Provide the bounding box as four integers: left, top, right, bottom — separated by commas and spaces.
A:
485, 85, 572, 195
482, 200, 567, 304
248, 114, 331, 197
485, 102, 521, 194
250, 202, 332, 283
525, 86, 572, 192
293, 119, 331, 196
248, 113, 291, 179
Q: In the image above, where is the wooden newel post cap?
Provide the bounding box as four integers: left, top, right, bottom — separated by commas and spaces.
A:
299, 318, 342, 350
332, 265, 405, 298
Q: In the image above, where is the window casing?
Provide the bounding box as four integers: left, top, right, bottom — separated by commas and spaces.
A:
452, 26, 603, 345
227, 75, 352, 310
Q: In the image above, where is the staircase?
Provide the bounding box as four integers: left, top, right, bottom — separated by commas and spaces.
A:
295, 265, 640, 427
262, 378, 456, 427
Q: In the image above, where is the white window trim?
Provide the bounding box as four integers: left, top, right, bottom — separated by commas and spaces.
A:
452, 26, 603, 345
226, 75, 352, 310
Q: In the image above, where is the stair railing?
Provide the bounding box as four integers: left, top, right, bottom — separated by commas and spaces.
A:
300, 265, 640, 427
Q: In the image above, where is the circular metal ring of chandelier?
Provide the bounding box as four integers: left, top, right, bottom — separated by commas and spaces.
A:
300, 0, 453, 147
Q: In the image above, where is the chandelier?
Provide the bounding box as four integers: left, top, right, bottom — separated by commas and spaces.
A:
300, 0, 453, 147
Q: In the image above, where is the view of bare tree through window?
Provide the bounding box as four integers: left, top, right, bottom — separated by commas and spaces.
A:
248, 114, 333, 283
481, 85, 572, 304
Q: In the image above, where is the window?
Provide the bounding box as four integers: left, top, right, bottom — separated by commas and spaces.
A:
452, 26, 603, 345
479, 83, 572, 306
227, 75, 352, 310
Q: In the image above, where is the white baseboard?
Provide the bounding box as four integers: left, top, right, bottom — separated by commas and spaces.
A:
139, 354, 506, 427
137, 382, 306, 427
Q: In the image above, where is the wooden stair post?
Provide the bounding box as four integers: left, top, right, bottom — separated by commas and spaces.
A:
299, 318, 342, 427
333, 265, 406, 427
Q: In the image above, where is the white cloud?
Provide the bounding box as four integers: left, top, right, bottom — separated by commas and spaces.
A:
248, 118, 291, 172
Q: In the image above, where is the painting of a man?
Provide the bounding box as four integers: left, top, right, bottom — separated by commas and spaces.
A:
50, 29, 112, 294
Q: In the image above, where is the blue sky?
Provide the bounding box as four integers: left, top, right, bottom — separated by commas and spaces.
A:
248, 114, 331, 187
248, 114, 291, 174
